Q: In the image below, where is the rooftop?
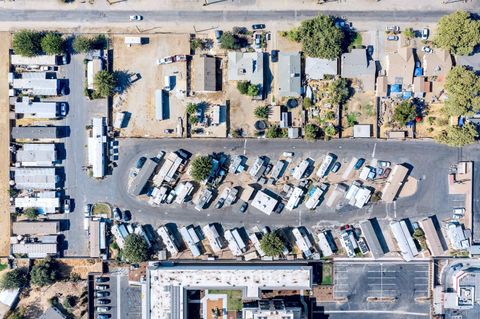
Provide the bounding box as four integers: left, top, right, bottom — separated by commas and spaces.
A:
305, 57, 338, 80
277, 52, 301, 98
193, 55, 218, 92
341, 48, 376, 91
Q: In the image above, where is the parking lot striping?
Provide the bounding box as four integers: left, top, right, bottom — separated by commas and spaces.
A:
368, 276, 397, 279
324, 310, 429, 316
243, 139, 247, 155
372, 143, 377, 158
368, 283, 396, 286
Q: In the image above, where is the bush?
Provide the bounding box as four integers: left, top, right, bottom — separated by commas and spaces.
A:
435, 123, 478, 147
304, 123, 320, 140
12, 30, 43, 57
254, 105, 270, 119
190, 156, 212, 182
0, 268, 28, 290
303, 97, 312, 109
247, 84, 260, 97
94, 70, 117, 97
186, 102, 197, 115
123, 234, 150, 263
260, 232, 285, 257
327, 78, 350, 106
40, 32, 64, 55
265, 126, 286, 138
236, 81, 249, 94
72, 35, 94, 53
324, 125, 337, 137
191, 38, 204, 51
393, 101, 416, 126
434, 10, 480, 55
24, 207, 38, 220
403, 27, 415, 40
220, 31, 240, 50
30, 257, 59, 287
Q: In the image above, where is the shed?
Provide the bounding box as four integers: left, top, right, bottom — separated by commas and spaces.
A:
353, 124, 371, 138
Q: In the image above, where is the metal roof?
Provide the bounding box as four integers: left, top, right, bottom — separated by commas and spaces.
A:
193, 55, 217, 92
129, 158, 158, 196
359, 219, 385, 259
11, 126, 58, 140
277, 52, 301, 98
12, 221, 60, 236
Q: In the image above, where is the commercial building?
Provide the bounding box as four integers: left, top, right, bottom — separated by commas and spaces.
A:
446, 222, 469, 250
12, 221, 60, 236
317, 231, 337, 257
15, 98, 58, 119
341, 48, 376, 91
224, 228, 246, 256
157, 226, 179, 257
193, 55, 218, 92
14, 191, 59, 214
277, 52, 301, 98
179, 225, 201, 257
11, 126, 58, 140
305, 57, 338, 80
286, 187, 304, 211
16, 143, 56, 167
390, 220, 418, 261
87, 117, 107, 178
359, 219, 385, 259
420, 216, 447, 256
202, 224, 224, 253
228, 52, 265, 97
147, 263, 313, 319
13, 72, 58, 96
153, 152, 183, 185
11, 54, 57, 66
251, 190, 278, 215
129, 158, 158, 196
292, 228, 314, 259
381, 164, 409, 203
13, 167, 57, 190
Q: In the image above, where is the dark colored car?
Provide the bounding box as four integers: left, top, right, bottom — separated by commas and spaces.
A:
97, 299, 111, 305
331, 162, 341, 173
113, 208, 122, 221
135, 156, 146, 169
383, 167, 392, 179
97, 315, 111, 319
215, 198, 225, 209
62, 54, 69, 65
271, 50, 279, 63
252, 24, 266, 30
239, 202, 248, 213
96, 277, 109, 283
96, 291, 110, 298
215, 30, 223, 43
354, 158, 365, 170
123, 210, 131, 222
274, 202, 285, 214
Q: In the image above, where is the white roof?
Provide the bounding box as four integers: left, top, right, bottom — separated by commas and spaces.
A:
292, 159, 310, 180
11, 54, 57, 66
13, 167, 56, 189
305, 57, 338, 80
157, 226, 179, 256
13, 77, 58, 96
12, 242, 57, 258
16, 143, 56, 166
15, 197, 59, 214
202, 224, 223, 253
88, 117, 106, 178
286, 187, 304, 211
228, 52, 264, 87
148, 264, 312, 319
292, 228, 313, 257
124, 36, 142, 44
447, 222, 469, 250
353, 124, 371, 138
0, 289, 20, 308
251, 190, 278, 215
224, 229, 244, 256
179, 226, 201, 257
317, 232, 334, 257
15, 101, 57, 118
153, 152, 182, 185
390, 220, 418, 261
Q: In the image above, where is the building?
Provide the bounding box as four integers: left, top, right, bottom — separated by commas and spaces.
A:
316, 153, 335, 178
130, 158, 158, 196
39, 307, 66, 319
251, 190, 278, 215
413, 76, 427, 98
193, 55, 218, 92
12, 221, 60, 236
341, 48, 376, 91
89, 219, 107, 258
11, 236, 58, 258
243, 300, 302, 319
14, 191, 59, 214
124, 36, 143, 45
179, 225, 201, 257
147, 263, 313, 319
249, 232, 265, 257
13, 72, 58, 96
87, 117, 107, 178
11, 126, 58, 140
446, 222, 469, 250
353, 124, 372, 138
153, 152, 183, 185
381, 164, 409, 203
271, 160, 286, 180
15, 98, 58, 119
305, 57, 338, 80
286, 187, 305, 211
345, 181, 372, 208
194, 188, 213, 211
13, 167, 57, 190
376, 75, 388, 97
390, 220, 418, 261
11, 54, 57, 66
423, 49, 452, 81
292, 227, 314, 259
174, 181, 194, 204
317, 231, 337, 257
202, 224, 224, 253
292, 159, 311, 180
87, 58, 103, 90
16, 143, 56, 167
228, 52, 265, 97
155, 89, 167, 120
277, 52, 301, 97
340, 231, 357, 258
305, 185, 326, 210
157, 226, 180, 257
224, 228, 246, 256
386, 47, 415, 88
359, 219, 385, 259
420, 216, 447, 256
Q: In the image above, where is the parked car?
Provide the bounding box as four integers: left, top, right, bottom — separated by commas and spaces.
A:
254, 33, 262, 49
123, 210, 131, 222
264, 164, 273, 175
421, 28, 429, 40
283, 152, 294, 158
367, 45, 374, 57
252, 23, 266, 30
135, 156, 146, 169
97, 299, 111, 305
378, 160, 391, 168
59, 103, 67, 116
215, 30, 223, 43
274, 202, 285, 214
331, 162, 341, 173
271, 50, 279, 62
385, 25, 400, 33
215, 198, 225, 209
157, 56, 174, 65
422, 46, 432, 53
387, 35, 399, 41
96, 291, 110, 298
84, 204, 92, 216
96, 277, 109, 283
97, 314, 111, 319
354, 158, 365, 170
96, 306, 111, 312
239, 202, 248, 213
113, 208, 122, 221
95, 285, 109, 290
383, 167, 392, 179
129, 15, 143, 21
62, 54, 69, 65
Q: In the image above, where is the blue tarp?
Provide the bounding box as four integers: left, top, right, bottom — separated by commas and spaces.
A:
414, 67, 423, 76
391, 84, 402, 93
403, 91, 413, 99
406, 120, 415, 128
458, 117, 465, 127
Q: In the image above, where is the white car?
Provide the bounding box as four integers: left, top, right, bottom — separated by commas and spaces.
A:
157, 56, 174, 65
283, 152, 294, 158
421, 28, 429, 40
422, 46, 432, 53
129, 15, 143, 21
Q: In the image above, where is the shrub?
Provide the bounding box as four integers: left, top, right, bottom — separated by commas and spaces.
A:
254, 105, 270, 119
190, 156, 212, 182
30, 257, 59, 287
304, 123, 320, 140
94, 70, 117, 97
0, 268, 28, 290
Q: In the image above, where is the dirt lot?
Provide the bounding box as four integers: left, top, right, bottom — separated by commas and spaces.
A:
112, 34, 190, 137
342, 91, 376, 137
0, 32, 10, 257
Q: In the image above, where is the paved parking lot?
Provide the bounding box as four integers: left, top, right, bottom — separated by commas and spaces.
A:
329, 261, 430, 316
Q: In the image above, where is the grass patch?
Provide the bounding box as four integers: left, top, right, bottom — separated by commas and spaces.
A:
208, 290, 243, 311
0, 263, 7, 271
349, 32, 363, 50
92, 203, 111, 216
321, 263, 333, 285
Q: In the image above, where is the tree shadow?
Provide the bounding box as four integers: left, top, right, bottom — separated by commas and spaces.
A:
113, 70, 136, 93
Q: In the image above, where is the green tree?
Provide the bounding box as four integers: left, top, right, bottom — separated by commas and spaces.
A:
443, 66, 480, 117
189, 114, 199, 125
403, 28, 415, 40
304, 123, 320, 140
220, 32, 240, 50
393, 101, 416, 126
30, 257, 59, 287
72, 35, 94, 53
247, 84, 260, 97
254, 105, 270, 119
324, 125, 337, 137
191, 38, 204, 51
123, 234, 150, 263
94, 70, 117, 97
24, 207, 38, 220
433, 10, 480, 55
190, 156, 212, 182
186, 102, 197, 115
293, 15, 345, 59
0, 268, 28, 290
265, 126, 286, 138
40, 32, 64, 55
236, 81, 249, 94
346, 113, 358, 127
260, 232, 285, 257
303, 97, 312, 109
327, 78, 350, 106
435, 123, 478, 147
12, 30, 42, 57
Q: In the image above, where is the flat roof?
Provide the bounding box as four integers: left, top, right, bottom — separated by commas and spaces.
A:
11, 126, 58, 140
16, 143, 56, 165
359, 219, 385, 259
353, 124, 371, 138
130, 158, 158, 195
278, 52, 301, 98
251, 190, 278, 215
381, 164, 409, 203
148, 264, 312, 319
88, 117, 106, 178
12, 221, 60, 236
15, 101, 57, 118
11, 54, 57, 66
227, 51, 265, 93
193, 55, 217, 92
420, 216, 446, 256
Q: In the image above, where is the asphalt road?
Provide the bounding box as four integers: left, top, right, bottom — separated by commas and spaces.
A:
0, 9, 467, 24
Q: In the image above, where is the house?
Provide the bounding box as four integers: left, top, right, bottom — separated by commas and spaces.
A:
386, 47, 415, 88
15, 98, 58, 119
413, 76, 426, 98
87, 58, 103, 90
359, 219, 385, 259
381, 164, 409, 203
193, 55, 218, 92
14, 191, 60, 214
89, 219, 107, 258
341, 48, 376, 91
12, 221, 60, 236
13, 72, 58, 96
11, 235, 58, 258
157, 226, 180, 257
153, 152, 183, 185
390, 220, 418, 261
305, 57, 338, 80
129, 158, 158, 196
228, 51, 265, 96
420, 216, 447, 256
11, 54, 57, 66
423, 49, 452, 82
13, 167, 57, 190
87, 117, 107, 178
11, 126, 58, 140
180, 225, 202, 257
277, 52, 302, 97
16, 143, 57, 167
